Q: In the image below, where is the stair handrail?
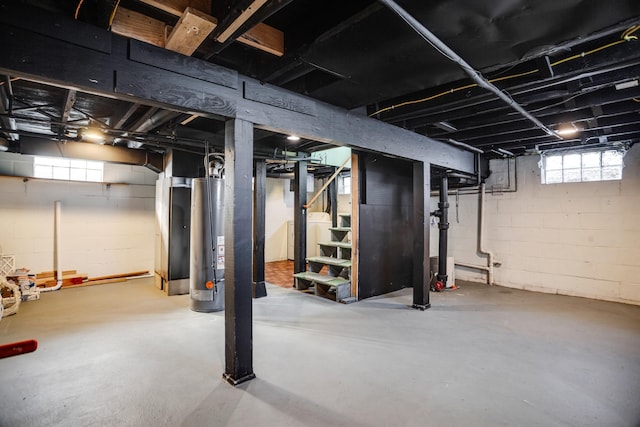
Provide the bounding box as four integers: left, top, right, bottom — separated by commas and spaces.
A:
304, 157, 350, 209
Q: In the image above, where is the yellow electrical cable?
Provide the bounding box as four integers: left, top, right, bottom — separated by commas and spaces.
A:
368, 25, 639, 117
108, 0, 122, 27
370, 84, 477, 116
550, 39, 627, 67
488, 69, 539, 83
633, 98, 640, 103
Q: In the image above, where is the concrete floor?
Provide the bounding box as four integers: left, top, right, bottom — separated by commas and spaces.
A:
1, 279, 639, 427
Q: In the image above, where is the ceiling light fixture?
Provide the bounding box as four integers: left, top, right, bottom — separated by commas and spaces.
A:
433, 121, 458, 132
287, 135, 301, 141
555, 123, 581, 137
614, 79, 638, 90
80, 128, 106, 144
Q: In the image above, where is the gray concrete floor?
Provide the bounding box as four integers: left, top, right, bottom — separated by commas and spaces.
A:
1, 278, 639, 427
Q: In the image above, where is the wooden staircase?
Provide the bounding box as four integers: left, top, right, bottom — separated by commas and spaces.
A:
293, 213, 353, 303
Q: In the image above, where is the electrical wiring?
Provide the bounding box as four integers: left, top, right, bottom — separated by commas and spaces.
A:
108, 0, 121, 28
74, 0, 85, 20
369, 25, 639, 117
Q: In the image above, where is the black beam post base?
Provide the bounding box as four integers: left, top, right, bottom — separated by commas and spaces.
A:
252, 281, 267, 298
222, 372, 257, 387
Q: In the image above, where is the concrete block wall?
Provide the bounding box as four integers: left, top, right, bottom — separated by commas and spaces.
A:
433, 144, 640, 305
0, 152, 157, 278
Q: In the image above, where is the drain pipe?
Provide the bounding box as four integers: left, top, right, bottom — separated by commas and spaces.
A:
41, 201, 63, 292
433, 173, 449, 290
478, 183, 495, 285
377, 0, 562, 140
454, 183, 495, 284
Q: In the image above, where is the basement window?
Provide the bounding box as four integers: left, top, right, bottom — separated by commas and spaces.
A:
540, 149, 624, 184
33, 156, 104, 182
338, 174, 351, 195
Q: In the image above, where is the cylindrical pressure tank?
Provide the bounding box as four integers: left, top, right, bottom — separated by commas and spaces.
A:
189, 177, 225, 312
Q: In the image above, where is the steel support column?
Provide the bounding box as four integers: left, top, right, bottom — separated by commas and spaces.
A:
293, 160, 307, 278
253, 159, 267, 298
412, 161, 431, 310
222, 118, 255, 386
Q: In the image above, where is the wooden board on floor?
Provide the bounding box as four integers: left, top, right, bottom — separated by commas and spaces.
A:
87, 271, 149, 282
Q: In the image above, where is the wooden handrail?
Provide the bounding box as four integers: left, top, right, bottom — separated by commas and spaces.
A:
304, 157, 350, 209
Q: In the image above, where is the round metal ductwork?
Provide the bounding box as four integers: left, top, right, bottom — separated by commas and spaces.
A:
0, 137, 9, 152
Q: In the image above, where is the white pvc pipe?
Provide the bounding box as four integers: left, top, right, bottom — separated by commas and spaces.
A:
478, 184, 495, 285
41, 201, 62, 292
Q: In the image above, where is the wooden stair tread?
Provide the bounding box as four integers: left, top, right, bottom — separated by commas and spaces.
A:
293, 272, 349, 287
307, 256, 351, 267
318, 241, 351, 249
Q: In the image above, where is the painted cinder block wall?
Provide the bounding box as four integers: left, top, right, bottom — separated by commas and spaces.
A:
433, 144, 640, 305
0, 152, 157, 278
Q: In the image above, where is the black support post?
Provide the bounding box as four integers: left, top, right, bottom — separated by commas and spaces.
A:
412, 161, 431, 310
223, 118, 255, 386
293, 160, 307, 278
328, 177, 338, 228
436, 173, 449, 285
253, 159, 267, 298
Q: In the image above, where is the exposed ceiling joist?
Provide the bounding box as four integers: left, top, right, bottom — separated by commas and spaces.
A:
165, 7, 217, 56
213, 0, 269, 43
111, 7, 166, 48
138, 0, 212, 16
134, 0, 284, 56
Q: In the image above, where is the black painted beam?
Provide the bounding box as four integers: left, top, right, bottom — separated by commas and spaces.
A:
412, 161, 430, 310
223, 118, 255, 386
0, 1, 477, 174
253, 159, 267, 298
293, 159, 307, 277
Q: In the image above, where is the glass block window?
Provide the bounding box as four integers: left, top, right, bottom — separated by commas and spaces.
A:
33, 156, 104, 182
541, 150, 624, 184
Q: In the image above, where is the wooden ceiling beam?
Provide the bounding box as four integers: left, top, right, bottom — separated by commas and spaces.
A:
165, 7, 218, 56
138, 0, 211, 17
213, 0, 269, 43
139, 0, 283, 56
111, 7, 166, 48
61, 89, 76, 123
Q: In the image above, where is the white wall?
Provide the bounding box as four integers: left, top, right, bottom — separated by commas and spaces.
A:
265, 177, 294, 262
0, 152, 157, 278
435, 145, 640, 305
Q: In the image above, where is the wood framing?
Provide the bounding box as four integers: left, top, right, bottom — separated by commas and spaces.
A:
165, 8, 218, 56
139, 0, 283, 56
111, 7, 167, 48
0, 3, 478, 175
214, 0, 269, 43
139, 0, 211, 17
